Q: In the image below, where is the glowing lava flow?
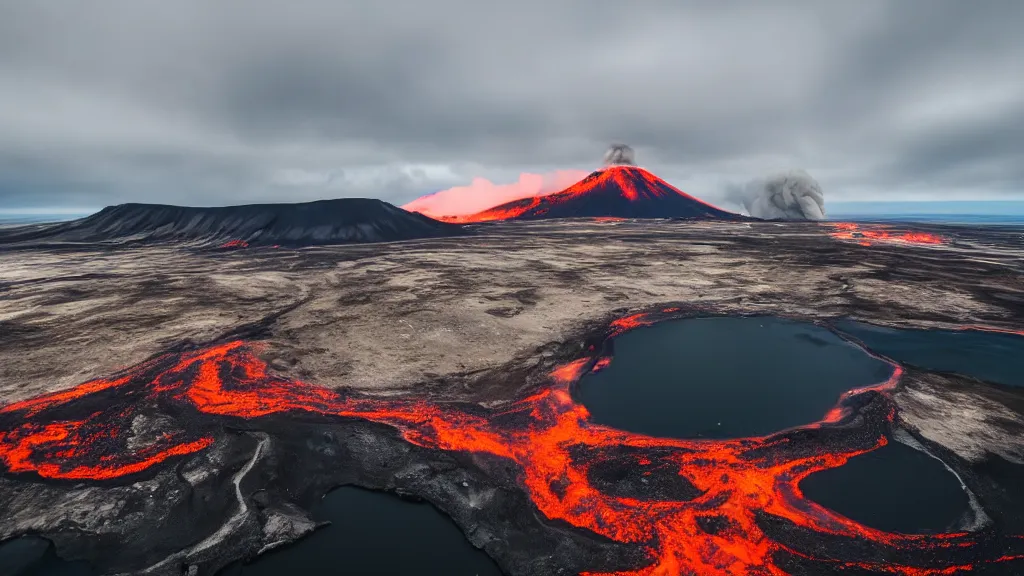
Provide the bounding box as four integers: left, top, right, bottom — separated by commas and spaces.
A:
829, 223, 945, 246
552, 166, 709, 204
1, 315, 1021, 575
220, 239, 250, 249
449, 166, 736, 223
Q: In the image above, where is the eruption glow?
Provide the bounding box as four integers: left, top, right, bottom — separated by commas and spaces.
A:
452, 165, 732, 223
404, 144, 734, 223
402, 171, 588, 219
1, 311, 1020, 575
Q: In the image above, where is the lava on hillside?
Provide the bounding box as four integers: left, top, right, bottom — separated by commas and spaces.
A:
1, 311, 1022, 575
829, 222, 945, 246
447, 166, 746, 223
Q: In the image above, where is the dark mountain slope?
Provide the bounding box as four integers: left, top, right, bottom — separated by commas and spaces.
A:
0, 198, 466, 247
454, 166, 747, 222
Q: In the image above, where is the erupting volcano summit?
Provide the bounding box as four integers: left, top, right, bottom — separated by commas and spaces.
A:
449, 146, 746, 223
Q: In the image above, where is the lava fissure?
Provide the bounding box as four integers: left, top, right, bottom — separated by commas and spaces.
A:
828, 223, 946, 246
1, 312, 1021, 575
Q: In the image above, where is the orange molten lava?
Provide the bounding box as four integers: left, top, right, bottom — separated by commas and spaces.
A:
828, 223, 945, 246
1, 315, 1021, 574
401, 170, 590, 219
220, 239, 249, 249
448, 166, 729, 223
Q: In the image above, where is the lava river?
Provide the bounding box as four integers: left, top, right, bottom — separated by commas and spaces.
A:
1, 311, 1022, 575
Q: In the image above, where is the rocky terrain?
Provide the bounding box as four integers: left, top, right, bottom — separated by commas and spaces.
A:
2, 219, 1020, 405
1, 218, 1023, 575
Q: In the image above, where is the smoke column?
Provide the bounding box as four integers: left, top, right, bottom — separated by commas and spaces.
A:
603, 144, 636, 166
729, 169, 826, 220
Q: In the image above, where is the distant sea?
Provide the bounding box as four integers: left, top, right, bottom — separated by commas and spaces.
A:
2, 203, 1024, 227
827, 214, 1024, 225
827, 201, 1024, 225
0, 213, 91, 227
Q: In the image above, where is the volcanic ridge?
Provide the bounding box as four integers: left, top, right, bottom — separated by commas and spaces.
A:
449, 165, 747, 223
0, 198, 465, 248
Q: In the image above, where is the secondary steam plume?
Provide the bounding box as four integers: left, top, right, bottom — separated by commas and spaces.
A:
402, 170, 588, 219
729, 169, 826, 220
603, 144, 636, 166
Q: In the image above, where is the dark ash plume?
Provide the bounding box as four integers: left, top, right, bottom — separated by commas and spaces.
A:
603, 144, 636, 166
727, 169, 826, 220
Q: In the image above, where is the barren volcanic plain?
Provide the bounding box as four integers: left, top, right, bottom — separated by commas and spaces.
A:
2, 217, 1024, 575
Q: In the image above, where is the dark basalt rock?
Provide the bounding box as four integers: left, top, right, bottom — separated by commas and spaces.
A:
0, 198, 466, 247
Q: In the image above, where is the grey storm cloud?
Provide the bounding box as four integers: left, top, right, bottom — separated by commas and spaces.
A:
0, 0, 1023, 210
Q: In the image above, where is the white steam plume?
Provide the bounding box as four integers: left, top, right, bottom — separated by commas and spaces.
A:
727, 169, 826, 220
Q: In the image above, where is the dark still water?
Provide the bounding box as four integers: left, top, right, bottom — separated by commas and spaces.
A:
576, 316, 894, 439
834, 320, 1024, 387
222, 486, 502, 576
0, 536, 94, 576
800, 439, 969, 533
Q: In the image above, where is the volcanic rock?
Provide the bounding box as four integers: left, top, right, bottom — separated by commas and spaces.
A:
0, 198, 465, 247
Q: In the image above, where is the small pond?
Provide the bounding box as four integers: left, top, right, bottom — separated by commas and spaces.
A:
575, 315, 974, 533
0, 536, 94, 576
834, 320, 1024, 387
576, 316, 894, 439
800, 439, 970, 533
221, 486, 502, 576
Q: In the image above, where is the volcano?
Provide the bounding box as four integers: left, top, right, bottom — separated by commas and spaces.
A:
0, 198, 465, 248
449, 166, 746, 223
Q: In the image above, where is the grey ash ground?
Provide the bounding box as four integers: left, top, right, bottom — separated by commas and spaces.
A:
1, 218, 1023, 575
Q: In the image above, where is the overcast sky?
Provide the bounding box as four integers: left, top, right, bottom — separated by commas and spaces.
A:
1, 0, 1022, 211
